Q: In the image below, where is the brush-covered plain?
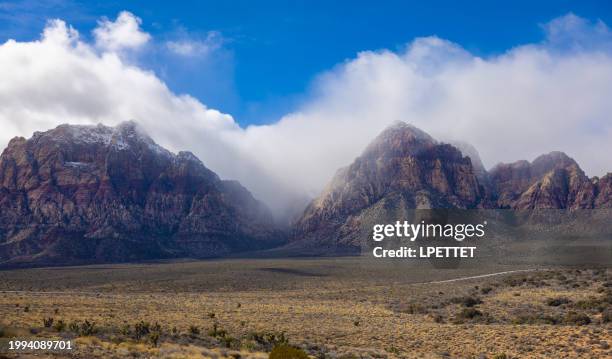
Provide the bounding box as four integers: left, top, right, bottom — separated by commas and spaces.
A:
0, 258, 611, 358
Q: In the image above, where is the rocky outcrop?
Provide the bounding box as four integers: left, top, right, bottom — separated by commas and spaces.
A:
0, 122, 280, 267
292, 122, 486, 248
489, 151, 611, 209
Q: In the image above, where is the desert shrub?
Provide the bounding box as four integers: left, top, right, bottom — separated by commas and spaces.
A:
120, 324, 131, 336
563, 311, 591, 326
601, 309, 612, 323
511, 314, 560, 325
43, 317, 54, 328
574, 297, 605, 311
80, 320, 96, 336
133, 321, 150, 340
481, 287, 493, 294
269, 344, 309, 359
431, 313, 444, 323
493, 354, 508, 359
241, 340, 257, 351
208, 323, 227, 338
386, 346, 400, 355
602, 290, 612, 304
249, 331, 288, 350
53, 320, 66, 332
149, 331, 160, 347
456, 308, 482, 320
68, 321, 80, 333
503, 276, 527, 287
353, 320, 360, 326
451, 296, 482, 307
403, 303, 427, 314
207, 312, 216, 319
23, 305, 29, 312
189, 325, 200, 336
220, 335, 236, 348
171, 326, 179, 335
546, 297, 571, 307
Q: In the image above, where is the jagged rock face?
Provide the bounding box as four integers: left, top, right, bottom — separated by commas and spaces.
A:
593, 174, 612, 208
0, 122, 279, 266
489, 151, 609, 209
293, 122, 485, 247
450, 141, 488, 184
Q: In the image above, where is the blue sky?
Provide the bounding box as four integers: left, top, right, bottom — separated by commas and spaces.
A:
0, 0, 611, 126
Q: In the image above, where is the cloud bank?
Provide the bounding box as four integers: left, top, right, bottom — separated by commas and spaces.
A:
1, 12, 612, 219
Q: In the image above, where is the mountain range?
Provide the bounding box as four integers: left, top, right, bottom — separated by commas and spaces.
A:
292, 122, 612, 248
0, 121, 609, 266
0, 122, 280, 267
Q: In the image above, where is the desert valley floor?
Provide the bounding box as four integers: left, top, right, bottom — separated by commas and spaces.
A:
0, 258, 610, 358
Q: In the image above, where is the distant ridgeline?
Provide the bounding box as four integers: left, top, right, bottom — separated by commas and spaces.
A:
0, 121, 610, 267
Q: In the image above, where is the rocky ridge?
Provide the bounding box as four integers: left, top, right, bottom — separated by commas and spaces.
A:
0, 122, 280, 266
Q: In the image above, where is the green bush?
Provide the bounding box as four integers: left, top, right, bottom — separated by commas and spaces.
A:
431, 313, 444, 323
68, 321, 80, 333
189, 325, 200, 336
120, 324, 131, 336
269, 344, 309, 359
80, 320, 96, 336
43, 317, 54, 328
249, 331, 288, 351
133, 321, 150, 340
451, 296, 482, 307
511, 314, 560, 325
404, 303, 427, 314
208, 322, 227, 338
481, 287, 493, 295
53, 320, 66, 332
563, 311, 591, 326
457, 308, 482, 320
149, 332, 160, 347
574, 298, 602, 310
546, 297, 571, 307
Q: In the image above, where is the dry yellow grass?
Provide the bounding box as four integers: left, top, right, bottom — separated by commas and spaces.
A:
0, 259, 610, 358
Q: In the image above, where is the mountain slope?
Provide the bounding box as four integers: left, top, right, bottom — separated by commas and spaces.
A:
0, 122, 280, 266
292, 122, 486, 248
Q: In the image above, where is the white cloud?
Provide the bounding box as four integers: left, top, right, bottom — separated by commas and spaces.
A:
93, 11, 150, 51
166, 31, 222, 56
1, 12, 612, 219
